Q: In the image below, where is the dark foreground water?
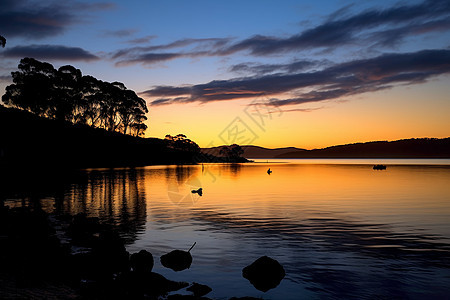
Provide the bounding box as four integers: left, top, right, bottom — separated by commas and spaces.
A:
2, 159, 450, 299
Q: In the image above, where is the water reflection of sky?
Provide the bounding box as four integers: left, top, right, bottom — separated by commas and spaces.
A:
1, 160, 450, 299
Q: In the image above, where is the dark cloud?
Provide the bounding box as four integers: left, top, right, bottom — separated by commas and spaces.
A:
113, 38, 231, 65
143, 49, 450, 106
112, 0, 450, 67
369, 18, 450, 48
115, 53, 185, 66
149, 97, 191, 106
143, 38, 230, 52
1, 45, 100, 61
142, 86, 192, 97
0, 0, 114, 39
115, 50, 215, 67
219, 0, 450, 55
274, 107, 323, 113
127, 35, 158, 44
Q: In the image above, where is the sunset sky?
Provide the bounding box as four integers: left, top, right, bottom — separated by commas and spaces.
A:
1, 0, 449, 149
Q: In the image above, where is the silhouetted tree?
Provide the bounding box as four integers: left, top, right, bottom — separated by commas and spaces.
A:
80, 75, 104, 127
3, 58, 56, 117
2, 58, 149, 136
165, 134, 200, 153
0, 35, 5, 48
53, 65, 82, 122
219, 144, 244, 160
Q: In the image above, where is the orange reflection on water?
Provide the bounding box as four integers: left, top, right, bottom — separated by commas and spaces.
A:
149, 161, 450, 237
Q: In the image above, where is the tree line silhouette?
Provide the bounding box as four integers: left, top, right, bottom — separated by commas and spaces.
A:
2, 58, 148, 136
164, 134, 200, 153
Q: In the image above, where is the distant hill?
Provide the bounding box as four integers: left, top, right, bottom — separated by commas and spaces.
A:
202, 138, 450, 158
201, 145, 305, 158
242, 146, 306, 158
276, 138, 450, 158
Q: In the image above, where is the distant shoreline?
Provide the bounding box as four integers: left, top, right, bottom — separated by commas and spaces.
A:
2, 106, 448, 169
203, 138, 450, 159
248, 158, 450, 166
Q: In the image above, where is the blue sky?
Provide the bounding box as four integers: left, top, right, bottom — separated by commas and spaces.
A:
1, 0, 449, 147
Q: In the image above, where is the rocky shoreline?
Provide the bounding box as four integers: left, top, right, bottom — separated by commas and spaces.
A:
0, 205, 283, 299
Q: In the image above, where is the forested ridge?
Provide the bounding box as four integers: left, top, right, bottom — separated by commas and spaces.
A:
2, 58, 148, 136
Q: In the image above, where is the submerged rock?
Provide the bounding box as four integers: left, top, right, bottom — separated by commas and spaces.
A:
187, 282, 212, 297
242, 256, 285, 292
130, 249, 154, 273
160, 242, 196, 271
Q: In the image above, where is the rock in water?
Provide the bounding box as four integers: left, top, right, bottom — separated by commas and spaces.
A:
122, 271, 188, 298
186, 282, 212, 296
242, 256, 285, 292
130, 249, 154, 273
160, 243, 196, 271
160, 250, 192, 271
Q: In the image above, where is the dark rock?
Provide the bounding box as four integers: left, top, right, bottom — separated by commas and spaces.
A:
242, 256, 285, 292
121, 271, 188, 297
187, 282, 212, 296
72, 230, 129, 279
130, 249, 154, 273
160, 243, 196, 271
67, 213, 101, 247
168, 295, 212, 300
229, 297, 263, 300
161, 250, 192, 271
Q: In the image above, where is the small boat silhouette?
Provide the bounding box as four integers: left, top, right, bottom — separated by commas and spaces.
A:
267, 168, 272, 175
191, 188, 203, 196
373, 164, 387, 170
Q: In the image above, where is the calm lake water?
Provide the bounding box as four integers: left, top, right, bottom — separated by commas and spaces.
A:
2, 159, 450, 299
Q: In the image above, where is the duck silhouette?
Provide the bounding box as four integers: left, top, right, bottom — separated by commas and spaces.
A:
191, 187, 203, 196
267, 168, 272, 175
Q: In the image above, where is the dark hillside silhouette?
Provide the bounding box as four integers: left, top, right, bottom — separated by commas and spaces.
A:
275, 138, 450, 158
200, 144, 249, 163
202, 139, 450, 158
0, 106, 202, 167
0, 106, 242, 167
165, 134, 200, 153
242, 146, 305, 158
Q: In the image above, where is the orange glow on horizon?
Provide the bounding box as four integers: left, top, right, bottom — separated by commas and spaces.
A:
144, 77, 450, 149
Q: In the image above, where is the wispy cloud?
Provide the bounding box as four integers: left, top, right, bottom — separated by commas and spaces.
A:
102, 29, 138, 38
1, 45, 100, 61
143, 49, 450, 106
229, 60, 330, 76
127, 35, 158, 45
113, 38, 231, 65
0, 0, 114, 39
218, 0, 450, 56
273, 107, 323, 113
111, 0, 450, 67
